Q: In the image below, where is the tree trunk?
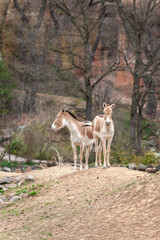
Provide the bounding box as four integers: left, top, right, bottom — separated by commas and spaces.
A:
23, 88, 36, 113
136, 107, 143, 154
86, 88, 92, 121
130, 55, 141, 148
130, 83, 138, 148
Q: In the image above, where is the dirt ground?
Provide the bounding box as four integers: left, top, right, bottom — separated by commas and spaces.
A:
0, 166, 160, 240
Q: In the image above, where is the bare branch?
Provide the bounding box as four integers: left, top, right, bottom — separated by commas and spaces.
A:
13, 0, 29, 23
49, 0, 59, 32
34, 0, 47, 30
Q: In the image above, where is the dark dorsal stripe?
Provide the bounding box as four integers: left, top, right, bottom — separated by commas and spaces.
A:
62, 109, 78, 120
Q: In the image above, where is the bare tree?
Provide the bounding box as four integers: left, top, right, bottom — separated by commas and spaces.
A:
115, 0, 160, 152
12, 0, 52, 112
49, 0, 121, 120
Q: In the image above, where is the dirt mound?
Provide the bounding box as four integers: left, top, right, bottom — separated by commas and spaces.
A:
0, 166, 160, 240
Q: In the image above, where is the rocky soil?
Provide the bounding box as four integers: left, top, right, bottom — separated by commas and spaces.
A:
0, 165, 160, 240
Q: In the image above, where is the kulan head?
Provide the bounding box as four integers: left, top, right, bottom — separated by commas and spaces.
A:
103, 103, 115, 126
51, 109, 77, 131
51, 110, 65, 131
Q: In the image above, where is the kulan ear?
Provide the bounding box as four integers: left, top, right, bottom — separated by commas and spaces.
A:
110, 103, 115, 109
103, 102, 107, 108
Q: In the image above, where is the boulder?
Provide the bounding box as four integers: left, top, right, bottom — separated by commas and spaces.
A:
0, 176, 14, 184
4, 167, 12, 172
25, 174, 34, 182
138, 164, 147, 171
128, 163, 137, 170
145, 168, 157, 173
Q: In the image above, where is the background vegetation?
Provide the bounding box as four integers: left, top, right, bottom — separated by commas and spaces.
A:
0, 0, 160, 167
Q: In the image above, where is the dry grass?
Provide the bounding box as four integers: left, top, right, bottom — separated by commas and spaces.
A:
0, 166, 160, 240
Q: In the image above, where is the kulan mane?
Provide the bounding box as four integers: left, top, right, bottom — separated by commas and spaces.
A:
62, 109, 78, 120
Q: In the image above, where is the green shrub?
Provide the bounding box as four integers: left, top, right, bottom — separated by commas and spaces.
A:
125, 152, 159, 166
28, 190, 37, 196
140, 152, 158, 165
0, 160, 18, 168
16, 188, 28, 195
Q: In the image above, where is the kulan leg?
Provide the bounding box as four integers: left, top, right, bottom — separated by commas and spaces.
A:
102, 140, 107, 169
72, 144, 77, 172
94, 136, 99, 167
106, 139, 112, 168
98, 140, 102, 167
84, 147, 87, 169
85, 144, 92, 170
79, 145, 84, 170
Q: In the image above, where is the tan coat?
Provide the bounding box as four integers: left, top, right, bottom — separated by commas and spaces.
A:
51, 110, 94, 171
92, 103, 115, 168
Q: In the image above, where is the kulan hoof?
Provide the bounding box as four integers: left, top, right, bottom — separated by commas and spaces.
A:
95, 165, 99, 168
103, 166, 107, 169
107, 164, 111, 168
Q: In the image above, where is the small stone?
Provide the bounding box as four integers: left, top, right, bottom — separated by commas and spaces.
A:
9, 196, 20, 202
2, 186, 8, 192
67, 196, 74, 200
0, 176, 14, 184
25, 174, 34, 182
